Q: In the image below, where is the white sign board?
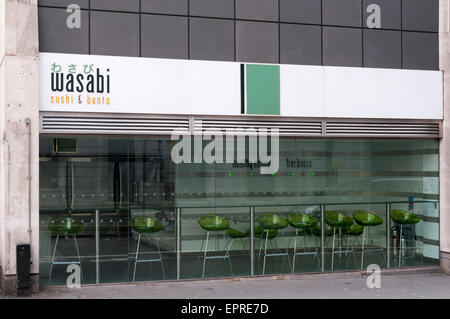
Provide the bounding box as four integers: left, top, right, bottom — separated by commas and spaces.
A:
40, 53, 443, 120
39, 53, 241, 115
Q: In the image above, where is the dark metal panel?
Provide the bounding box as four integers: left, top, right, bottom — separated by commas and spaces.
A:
323, 27, 363, 67
363, 29, 402, 69
280, 24, 322, 66
90, 11, 140, 57
190, 0, 235, 19
38, 7, 89, 54
190, 18, 235, 62
280, 0, 321, 24
141, 15, 189, 59
236, 21, 279, 63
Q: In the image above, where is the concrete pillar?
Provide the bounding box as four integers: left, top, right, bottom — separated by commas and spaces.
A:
0, 0, 39, 295
440, 0, 450, 274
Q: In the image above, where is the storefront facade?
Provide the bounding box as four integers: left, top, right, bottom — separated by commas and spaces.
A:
0, 0, 448, 294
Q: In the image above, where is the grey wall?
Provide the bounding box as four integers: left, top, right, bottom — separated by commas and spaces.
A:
38, 0, 439, 70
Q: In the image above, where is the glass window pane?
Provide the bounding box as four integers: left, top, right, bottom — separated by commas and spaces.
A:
40, 136, 440, 284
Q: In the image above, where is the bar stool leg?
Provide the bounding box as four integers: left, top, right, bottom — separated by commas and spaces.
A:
345, 230, 350, 256
202, 231, 210, 278
224, 237, 234, 275
284, 236, 291, 264
195, 233, 206, 274
331, 227, 336, 271
303, 232, 307, 251
420, 247, 425, 265
133, 233, 141, 282
292, 229, 298, 273
361, 227, 366, 269
258, 237, 263, 261
285, 240, 292, 273
281, 238, 289, 266
73, 235, 83, 283
48, 235, 59, 284
226, 239, 234, 276
310, 229, 320, 270
399, 225, 403, 267
225, 239, 234, 258
215, 232, 219, 254
346, 231, 357, 267
262, 230, 269, 275
155, 236, 165, 279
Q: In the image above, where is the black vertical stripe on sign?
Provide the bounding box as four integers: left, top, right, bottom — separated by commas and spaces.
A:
241, 64, 245, 114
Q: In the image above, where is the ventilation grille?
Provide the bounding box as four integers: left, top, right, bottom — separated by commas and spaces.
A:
194, 119, 323, 136
41, 114, 190, 135
326, 121, 440, 138
40, 113, 441, 138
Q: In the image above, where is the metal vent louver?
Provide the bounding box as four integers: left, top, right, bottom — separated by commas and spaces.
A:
40, 113, 441, 138
326, 121, 440, 138
194, 119, 323, 136
40, 114, 190, 135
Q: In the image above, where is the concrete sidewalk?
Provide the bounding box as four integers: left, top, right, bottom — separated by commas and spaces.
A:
3, 268, 450, 299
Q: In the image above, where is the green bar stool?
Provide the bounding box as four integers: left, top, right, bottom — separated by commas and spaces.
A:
353, 210, 384, 269
198, 215, 231, 278
258, 213, 290, 275
226, 228, 250, 251
130, 216, 165, 282
48, 217, 84, 284
344, 224, 365, 250
391, 209, 422, 267
325, 212, 357, 271
311, 224, 334, 265
224, 228, 250, 274
255, 226, 278, 261
287, 213, 320, 272
311, 224, 335, 238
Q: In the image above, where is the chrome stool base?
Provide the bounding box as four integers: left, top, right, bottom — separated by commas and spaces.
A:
360, 227, 386, 269
261, 231, 291, 275
200, 231, 233, 278
291, 229, 320, 272
132, 233, 165, 282
48, 234, 83, 284
331, 228, 357, 271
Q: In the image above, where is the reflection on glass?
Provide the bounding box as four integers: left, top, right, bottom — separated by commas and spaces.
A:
40, 137, 440, 285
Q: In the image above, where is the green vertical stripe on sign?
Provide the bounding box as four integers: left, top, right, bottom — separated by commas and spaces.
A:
246, 64, 280, 115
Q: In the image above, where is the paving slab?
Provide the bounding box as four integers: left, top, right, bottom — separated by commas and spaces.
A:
2, 267, 450, 299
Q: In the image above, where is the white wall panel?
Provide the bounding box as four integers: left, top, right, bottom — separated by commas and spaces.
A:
281, 64, 443, 119
190, 60, 241, 115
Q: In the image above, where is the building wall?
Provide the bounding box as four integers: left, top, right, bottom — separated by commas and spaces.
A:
0, 0, 39, 295
38, 0, 439, 70
10, 0, 443, 290
439, 0, 450, 274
